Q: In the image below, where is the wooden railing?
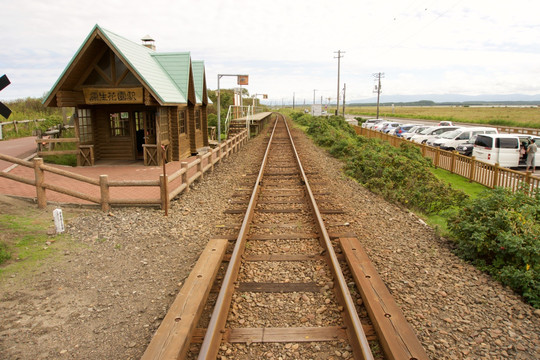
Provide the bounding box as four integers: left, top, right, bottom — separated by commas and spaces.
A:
0, 130, 249, 212
36, 137, 95, 166
0, 118, 47, 140
353, 126, 540, 193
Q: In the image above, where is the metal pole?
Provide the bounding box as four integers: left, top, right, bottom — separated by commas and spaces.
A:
337, 51, 340, 115
342, 83, 346, 116
377, 73, 381, 119
217, 75, 221, 143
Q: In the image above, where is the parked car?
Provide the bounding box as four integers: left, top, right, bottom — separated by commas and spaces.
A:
402, 126, 428, 140
456, 136, 477, 156
428, 127, 498, 150
373, 121, 392, 132
410, 126, 460, 144
473, 134, 540, 167
362, 118, 382, 129
382, 122, 401, 134
438, 121, 453, 126
472, 134, 521, 167
394, 124, 416, 137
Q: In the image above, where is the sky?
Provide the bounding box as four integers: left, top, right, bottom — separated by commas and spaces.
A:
1, 0, 540, 105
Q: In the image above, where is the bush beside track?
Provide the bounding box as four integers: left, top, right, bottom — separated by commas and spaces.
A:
290, 112, 540, 308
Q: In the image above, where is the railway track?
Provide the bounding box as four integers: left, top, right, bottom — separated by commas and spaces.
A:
142, 115, 429, 359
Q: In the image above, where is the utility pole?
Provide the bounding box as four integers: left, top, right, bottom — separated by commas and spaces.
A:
373, 72, 384, 119
312, 89, 317, 115
334, 50, 345, 116
342, 83, 346, 116
293, 92, 295, 109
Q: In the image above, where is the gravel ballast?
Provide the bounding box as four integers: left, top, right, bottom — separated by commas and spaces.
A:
0, 118, 539, 359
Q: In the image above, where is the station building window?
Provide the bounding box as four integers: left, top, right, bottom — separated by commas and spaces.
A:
77, 108, 93, 143
179, 110, 187, 134
110, 112, 130, 137
195, 109, 201, 130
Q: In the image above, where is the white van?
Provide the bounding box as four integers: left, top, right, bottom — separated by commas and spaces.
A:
431, 127, 498, 150
472, 134, 521, 167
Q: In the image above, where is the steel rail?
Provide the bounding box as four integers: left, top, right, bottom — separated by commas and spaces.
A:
282, 116, 375, 360
197, 117, 279, 359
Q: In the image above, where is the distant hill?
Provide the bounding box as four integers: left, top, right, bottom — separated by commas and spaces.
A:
349, 94, 540, 106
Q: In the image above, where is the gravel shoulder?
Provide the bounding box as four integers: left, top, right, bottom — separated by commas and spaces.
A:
1, 119, 539, 359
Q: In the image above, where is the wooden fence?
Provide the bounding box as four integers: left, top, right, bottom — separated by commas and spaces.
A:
353, 126, 540, 193
0, 130, 248, 211
0, 119, 48, 140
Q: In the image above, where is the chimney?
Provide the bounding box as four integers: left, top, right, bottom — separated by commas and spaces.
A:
141, 35, 156, 50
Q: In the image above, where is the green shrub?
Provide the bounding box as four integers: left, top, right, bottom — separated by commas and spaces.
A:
448, 187, 540, 307
296, 114, 466, 214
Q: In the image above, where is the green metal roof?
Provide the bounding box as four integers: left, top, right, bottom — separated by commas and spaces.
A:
152, 52, 191, 103
99, 26, 188, 104
192, 60, 205, 104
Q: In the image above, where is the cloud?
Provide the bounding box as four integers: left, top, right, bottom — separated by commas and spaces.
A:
1, 0, 540, 102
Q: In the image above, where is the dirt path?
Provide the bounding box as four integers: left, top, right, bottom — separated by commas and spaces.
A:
1, 121, 539, 359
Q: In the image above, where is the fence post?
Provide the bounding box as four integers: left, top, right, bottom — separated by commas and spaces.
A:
160, 174, 169, 211
450, 151, 456, 174
421, 143, 426, 157
469, 156, 476, 182
493, 163, 500, 188
33, 158, 46, 209
197, 154, 204, 180
434, 149, 440, 168
181, 161, 189, 192
99, 175, 110, 212
525, 171, 532, 187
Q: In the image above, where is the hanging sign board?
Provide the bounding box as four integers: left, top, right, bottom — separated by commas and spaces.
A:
83, 87, 143, 104
237, 75, 249, 85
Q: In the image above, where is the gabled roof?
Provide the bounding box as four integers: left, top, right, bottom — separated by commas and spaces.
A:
44, 24, 195, 106
152, 52, 191, 103
192, 61, 205, 104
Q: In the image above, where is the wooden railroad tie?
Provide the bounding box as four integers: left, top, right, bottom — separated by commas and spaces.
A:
191, 325, 377, 343
340, 237, 429, 360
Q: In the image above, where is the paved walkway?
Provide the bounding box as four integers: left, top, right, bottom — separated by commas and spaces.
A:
0, 137, 207, 207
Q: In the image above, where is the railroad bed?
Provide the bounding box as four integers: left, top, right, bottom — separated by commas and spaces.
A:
142, 115, 429, 360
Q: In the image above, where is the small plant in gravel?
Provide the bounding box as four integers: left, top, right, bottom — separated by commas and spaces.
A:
448, 187, 540, 308
0, 243, 10, 265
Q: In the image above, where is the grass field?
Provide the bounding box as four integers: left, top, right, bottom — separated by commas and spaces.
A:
347, 105, 540, 128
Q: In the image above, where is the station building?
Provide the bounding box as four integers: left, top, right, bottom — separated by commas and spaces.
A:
44, 24, 209, 165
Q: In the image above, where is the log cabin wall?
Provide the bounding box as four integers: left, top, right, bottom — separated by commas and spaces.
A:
170, 107, 179, 160
187, 105, 196, 155
94, 108, 135, 160
201, 105, 209, 147
178, 106, 191, 160
194, 107, 203, 150
156, 107, 171, 162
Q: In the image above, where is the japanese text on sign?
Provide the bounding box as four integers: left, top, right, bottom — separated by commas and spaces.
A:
83, 88, 143, 104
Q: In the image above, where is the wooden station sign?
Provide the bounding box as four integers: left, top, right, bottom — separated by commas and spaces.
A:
83, 87, 143, 104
